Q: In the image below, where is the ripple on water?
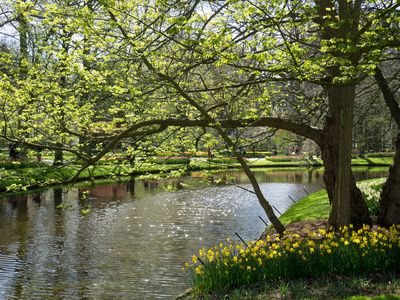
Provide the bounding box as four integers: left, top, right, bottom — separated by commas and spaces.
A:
1, 169, 385, 299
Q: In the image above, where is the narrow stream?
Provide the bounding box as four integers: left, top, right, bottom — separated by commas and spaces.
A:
0, 167, 387, 299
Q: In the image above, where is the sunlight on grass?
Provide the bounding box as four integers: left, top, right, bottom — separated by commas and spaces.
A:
342, 295, 400, 300
278, 177, 386, 225
351, 157, 394, 165
278, 189, 330, 225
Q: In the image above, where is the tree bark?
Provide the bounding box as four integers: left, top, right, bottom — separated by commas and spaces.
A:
231, 145, 286, 235
374, 67, 400, 227
374, 67, 400, 128
334, 85, 355, 228
321, 84, 371, 230
378, 132, 400, 227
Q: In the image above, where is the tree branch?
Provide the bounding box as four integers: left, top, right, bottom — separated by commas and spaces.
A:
374, 66, 400, 129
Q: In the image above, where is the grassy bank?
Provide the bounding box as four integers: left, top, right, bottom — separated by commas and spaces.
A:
0, 155, 392, 195
278, 188, 330, 224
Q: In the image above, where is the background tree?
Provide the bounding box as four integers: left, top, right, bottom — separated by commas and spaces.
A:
90, 0, 397, 230
194, 0, 400, 229
373, 61, 400, 226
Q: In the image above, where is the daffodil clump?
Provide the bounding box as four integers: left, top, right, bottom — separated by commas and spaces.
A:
357, 178, 386, 215
183, 225, 400, 293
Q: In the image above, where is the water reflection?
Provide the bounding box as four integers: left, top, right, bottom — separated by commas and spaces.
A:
0, 167, 388, 299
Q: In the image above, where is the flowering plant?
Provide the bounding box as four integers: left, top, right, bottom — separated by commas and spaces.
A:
184, 224, 400, 293
0, 159, 47, 169
265, 155, 305, 162
357, 178, 385, 215
148, 156, 190, 164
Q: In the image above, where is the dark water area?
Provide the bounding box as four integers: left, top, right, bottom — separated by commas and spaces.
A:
0, 167, 388, 299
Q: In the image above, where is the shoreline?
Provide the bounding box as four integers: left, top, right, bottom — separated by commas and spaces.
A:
0, 159, 390, 197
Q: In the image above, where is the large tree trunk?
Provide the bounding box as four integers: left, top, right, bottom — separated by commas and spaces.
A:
374, 67, 400, 228
321, 122, 371, 230
378, 132, 400, 227
320, 84, 371, 230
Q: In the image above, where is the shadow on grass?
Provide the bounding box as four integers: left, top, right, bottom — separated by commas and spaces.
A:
186, 273, 400, 299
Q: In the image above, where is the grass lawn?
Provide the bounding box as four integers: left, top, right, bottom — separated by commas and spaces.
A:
351, 157, 394, 165
278, 188, 330, 225
343, 296, 400, 300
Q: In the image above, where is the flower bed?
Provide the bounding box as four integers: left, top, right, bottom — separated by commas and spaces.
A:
184, 224, 400, 293
185, 151, 208, 157
148, 156, 190, 164
207, 157, 240, 164
357, 178, 386, 215
0, 159, 48, 169
242, 152, 271, 158
367, 152, 395, 158
97, 156, 131, 165
265, 155, 306, 162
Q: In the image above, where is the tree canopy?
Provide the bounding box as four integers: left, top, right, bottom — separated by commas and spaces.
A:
1, 0, 400, 233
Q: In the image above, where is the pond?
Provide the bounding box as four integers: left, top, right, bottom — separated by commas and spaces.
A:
0, 167, 388, 299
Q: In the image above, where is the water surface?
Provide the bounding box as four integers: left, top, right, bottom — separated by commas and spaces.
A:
0, 167, 387, 299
